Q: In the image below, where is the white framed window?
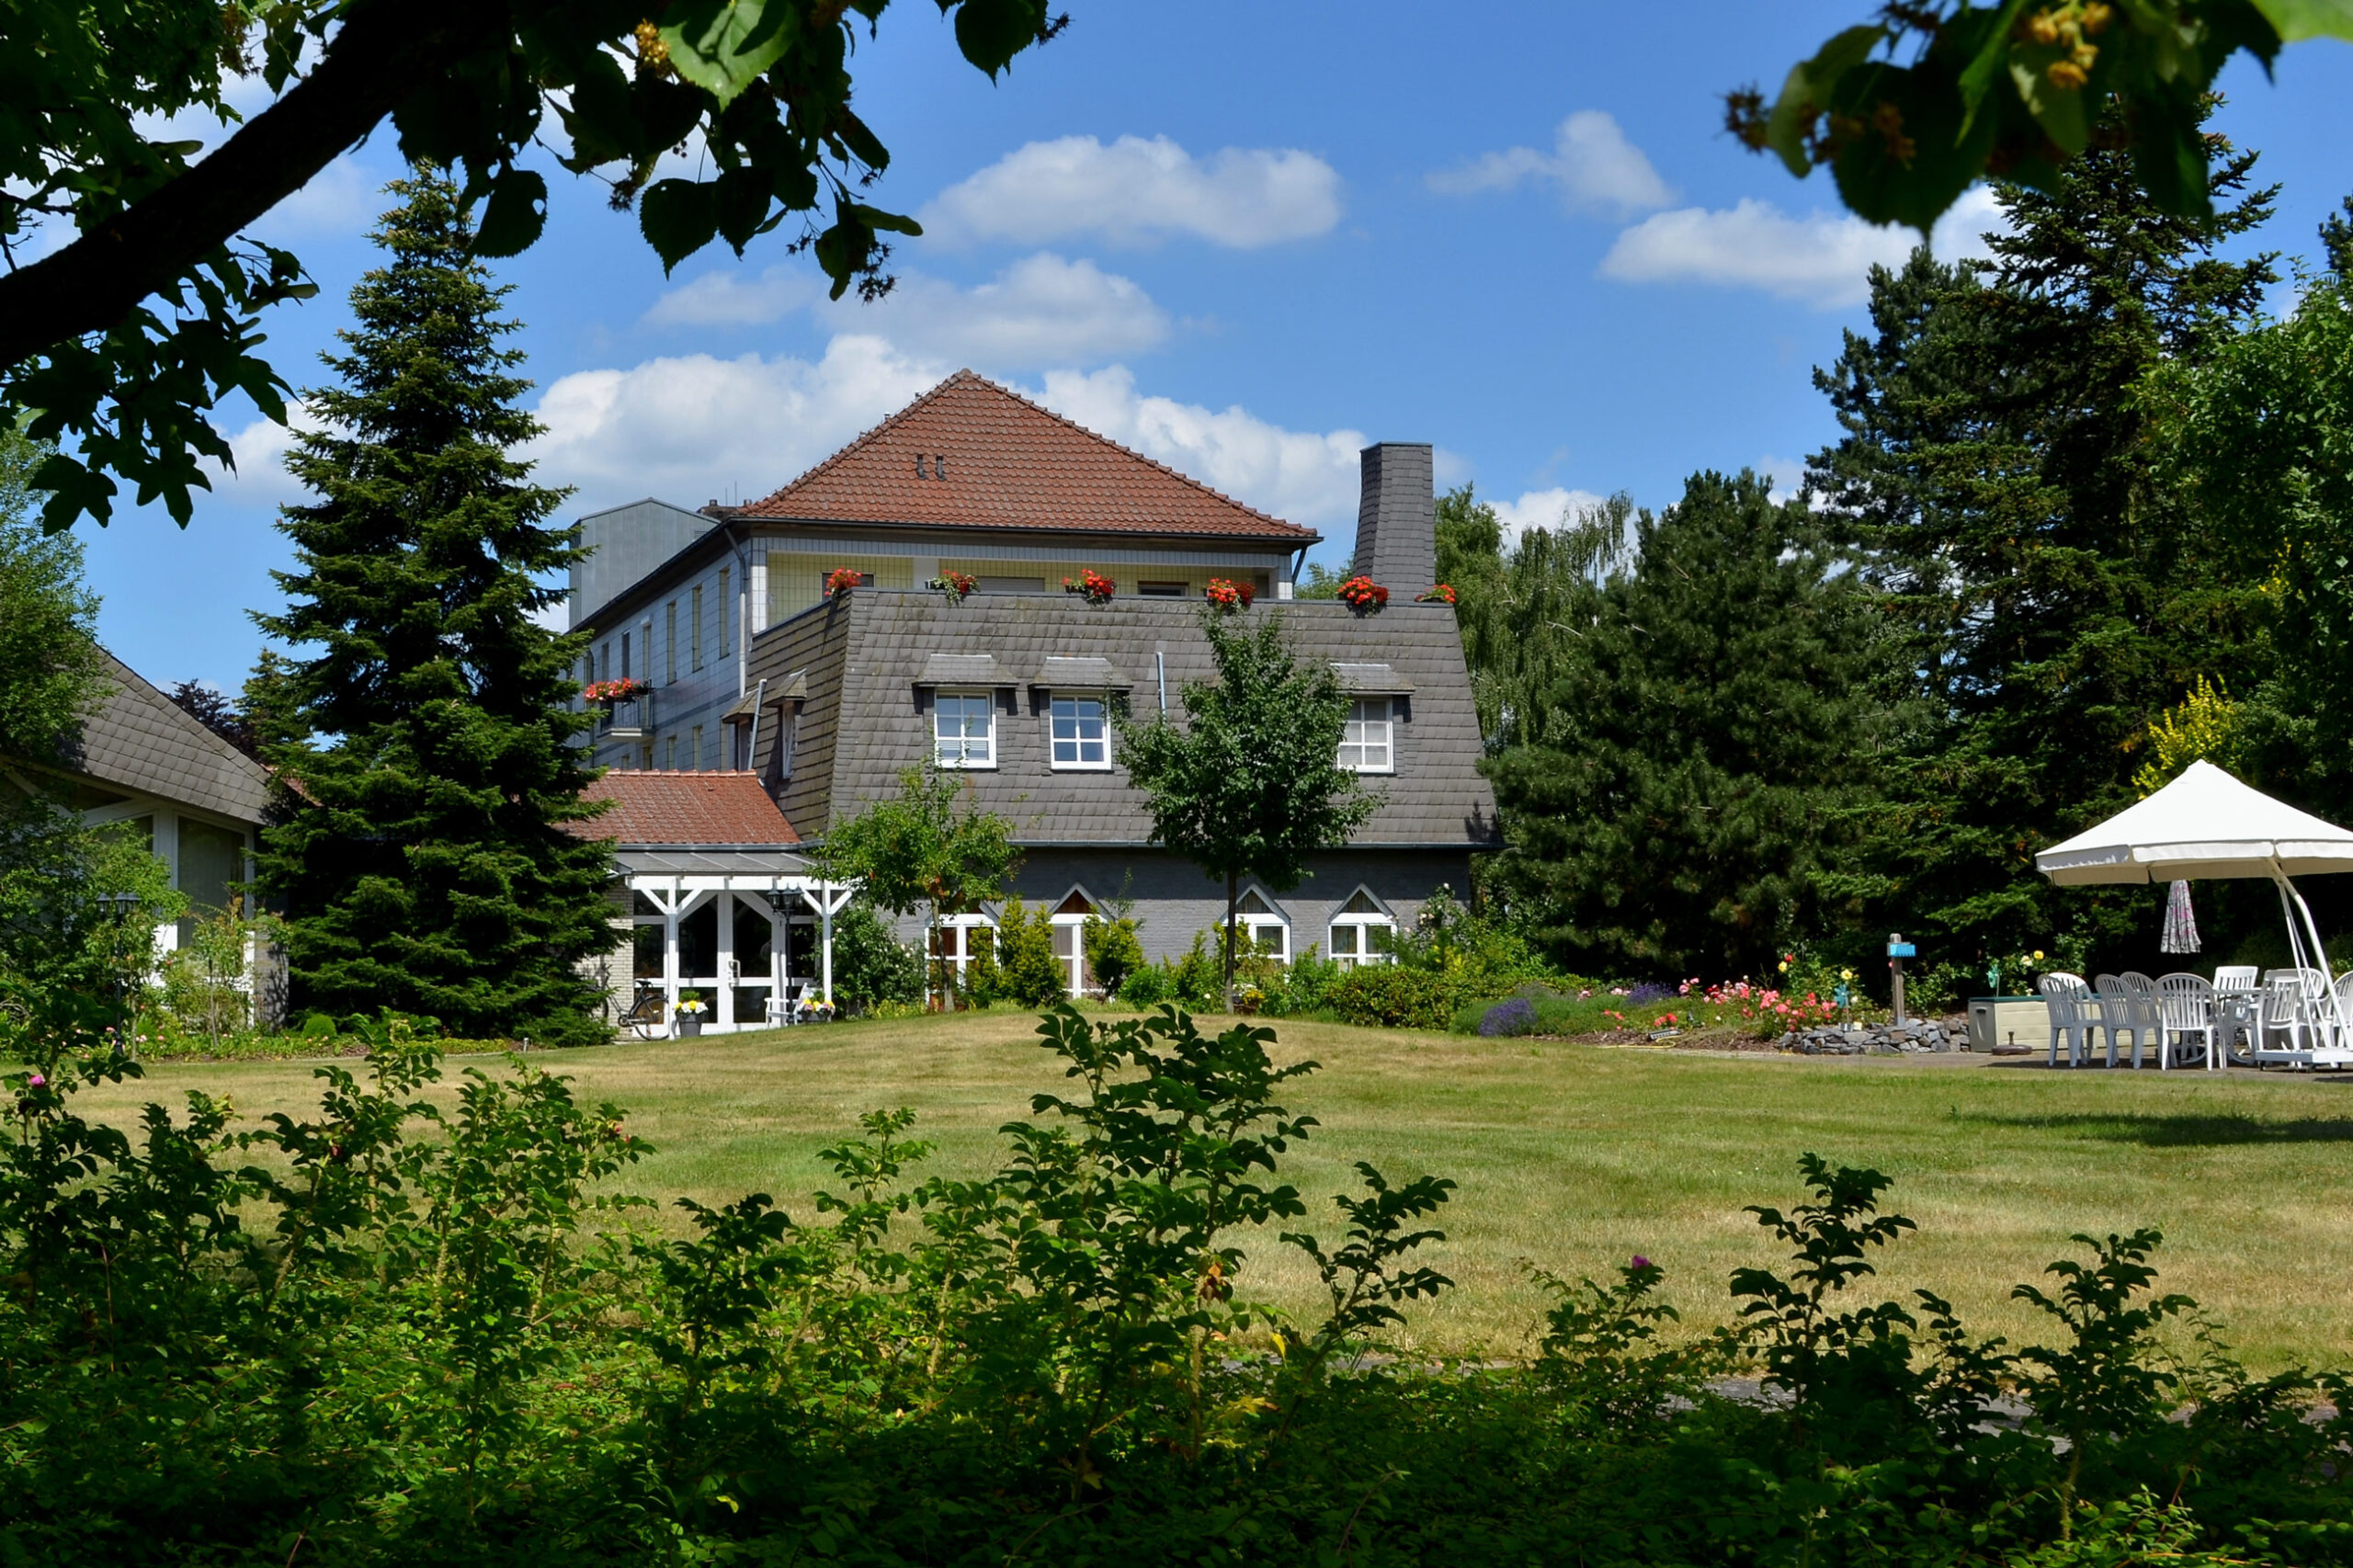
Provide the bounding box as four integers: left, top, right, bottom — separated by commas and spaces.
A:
1338, 698, 1393, 773
1050, 694, 1110, 768
691, 585, 704, 671
1235, 887, 1289, 962
934, 691, 995, 767
1050, 889, 1096, 994
930, 914, 995, 987
1327, 888, 1396, 970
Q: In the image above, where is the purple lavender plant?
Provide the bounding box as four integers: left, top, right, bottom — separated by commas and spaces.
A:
1625, 982, 1673, 1006
1478, 997, 1538, 1037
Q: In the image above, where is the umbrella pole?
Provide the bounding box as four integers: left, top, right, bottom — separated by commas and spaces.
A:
2272, 866, 2345, 1054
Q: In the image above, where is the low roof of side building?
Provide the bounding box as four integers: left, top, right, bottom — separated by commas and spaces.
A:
579, 769, 801, 848
40, 651, 273, 826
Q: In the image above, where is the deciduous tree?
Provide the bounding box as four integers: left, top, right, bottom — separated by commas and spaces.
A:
821, 759, 1020, 1002
1118, 610, 1376, 986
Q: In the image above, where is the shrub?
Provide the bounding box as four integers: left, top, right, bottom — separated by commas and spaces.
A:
1328, 963, 1457, 1029
1081, 914, 1145, 996
1116, 962, 1171, 1007
830, 901, 925, 1010
1264, 946, 1345, 1017
991, 895, 1065, 1007
1478, 996, 1537, 1036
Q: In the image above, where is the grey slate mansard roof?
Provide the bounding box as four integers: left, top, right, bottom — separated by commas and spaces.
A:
45, 651, 271, 825
745, 593, 1499, 850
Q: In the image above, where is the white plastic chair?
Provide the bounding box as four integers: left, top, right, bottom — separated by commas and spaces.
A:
2214, 964, 2258, 993
2040, 973, 2097, 1067
2154, 973, 2213, 1071
2259, 975, 2313, 1058
2092, 973, 2146, 1067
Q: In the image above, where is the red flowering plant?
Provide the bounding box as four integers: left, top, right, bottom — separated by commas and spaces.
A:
824, 567, 867, 597
928, 569, 978, 603
1337, 574, 1389, 612
582, 677, 646, 705
1415, 583, 1457, 605
1062, 569, 1116, 606
1203, 576, 1254, 612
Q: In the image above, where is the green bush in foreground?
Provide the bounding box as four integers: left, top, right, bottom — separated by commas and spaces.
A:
4, 1006, 2348, 1566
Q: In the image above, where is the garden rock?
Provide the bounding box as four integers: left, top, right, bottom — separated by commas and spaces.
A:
1779, 1019, 1965, 1055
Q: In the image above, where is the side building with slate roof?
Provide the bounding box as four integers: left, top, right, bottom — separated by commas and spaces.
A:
4, 650, 281, 1016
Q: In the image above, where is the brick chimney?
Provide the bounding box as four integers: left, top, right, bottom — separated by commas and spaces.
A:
1351, 442, 1436, 595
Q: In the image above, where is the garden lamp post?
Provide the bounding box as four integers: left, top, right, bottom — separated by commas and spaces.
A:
97, 892, 142, 1050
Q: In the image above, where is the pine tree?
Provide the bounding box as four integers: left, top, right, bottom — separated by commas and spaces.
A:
1484, 472, 1886, 979
1809, 109, 2277, 969
253, 170, 613, 1044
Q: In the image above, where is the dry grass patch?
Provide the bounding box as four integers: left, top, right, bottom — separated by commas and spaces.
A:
79, 1009, 2353, 1372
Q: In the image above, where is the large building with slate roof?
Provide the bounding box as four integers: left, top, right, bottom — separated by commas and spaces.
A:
569, 370, 1496, 994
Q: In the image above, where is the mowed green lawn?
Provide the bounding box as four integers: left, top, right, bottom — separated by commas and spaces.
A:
82, 1013, 2353, 1372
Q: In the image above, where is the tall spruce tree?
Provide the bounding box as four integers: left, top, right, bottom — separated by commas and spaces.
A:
1484, 472, 1887, 979
254, 170, 613, 1044
1809, 111, 2276, 971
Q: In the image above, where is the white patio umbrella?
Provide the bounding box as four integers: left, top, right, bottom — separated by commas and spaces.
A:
2036, 759, 2353, 1062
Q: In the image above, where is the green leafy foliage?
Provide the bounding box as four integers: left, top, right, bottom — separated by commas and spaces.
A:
1730, 1, 2347, 231
251, 171, 616, 1046
827, 898, 926, 1010
3, 0, 1066, 529
1118, 607, 1377, 984
3, 1024, 2351, 1565
822, 758, 1020, 1000
1081, 910, 1146, 995
988, 893, 1065, 1006
1481, 472, 1889, 978
1810, 118, 2278, 971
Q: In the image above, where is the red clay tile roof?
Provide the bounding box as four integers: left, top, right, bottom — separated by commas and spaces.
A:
579, 771, 800, 846
733, 370, 1316, 543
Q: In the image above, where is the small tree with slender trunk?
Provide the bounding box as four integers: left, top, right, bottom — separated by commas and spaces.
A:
821, 761, 1020, 1006
1118, 609, 1377, 988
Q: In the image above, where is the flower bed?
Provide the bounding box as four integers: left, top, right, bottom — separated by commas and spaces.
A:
824, 566, 865, 597
582, 677, 645, 704
1062, 568, 1116, 606
1415, 583, 1456, 604
1337, 574, 1388, 612
928, 569, 977, 603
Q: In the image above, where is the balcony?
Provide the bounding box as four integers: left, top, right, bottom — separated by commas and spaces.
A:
600, 693, 651, 740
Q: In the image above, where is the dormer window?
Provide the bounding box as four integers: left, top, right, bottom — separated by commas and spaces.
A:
1050, 694, 1109, 769
1328, 888, 1395, 969
934, 691, 995, 767
1338, 698, 1393, 773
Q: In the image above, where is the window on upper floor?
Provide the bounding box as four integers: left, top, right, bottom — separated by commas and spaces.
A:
1338, 698, 1393, 773
665, 601, 678, 683
1138, 581, 1187, 597
1050, 694, 1109, 769
934, 691, 995, 767
691, 585, 704, 671
718, 567, 732, 655
620, 631, 631, 679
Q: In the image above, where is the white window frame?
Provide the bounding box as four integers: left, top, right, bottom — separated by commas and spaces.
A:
1338, 698, 1394, 774
933, 690, 997, 768
1235, 887, 1290, 964
930, 913, 996, 989
1327, 887, 1397, 970
1049, 692, 1112, 770
1048, 887, 1097, 994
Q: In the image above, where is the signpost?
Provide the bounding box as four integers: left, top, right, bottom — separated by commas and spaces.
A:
1887, 934, 1916, 1024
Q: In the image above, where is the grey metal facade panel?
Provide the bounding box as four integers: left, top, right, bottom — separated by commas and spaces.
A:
1332, 662, 1414, 694
1034, 655, 1130, 689
745, 594, 1499, 849
57, 652, 272, 825
571, 498, 719, 631
916, 653, 1007, 687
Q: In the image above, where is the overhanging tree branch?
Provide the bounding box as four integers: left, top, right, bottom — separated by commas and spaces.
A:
0, 0, 513, 370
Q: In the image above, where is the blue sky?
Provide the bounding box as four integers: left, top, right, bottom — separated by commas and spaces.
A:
82, 3, 2353, 693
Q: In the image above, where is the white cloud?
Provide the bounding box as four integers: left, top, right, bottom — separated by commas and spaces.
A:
1490, 486, 1609, 543
920, 134, 1342, 249
644, 253, 1168, 369
1599, 185, 2009, 310
250, 153, 382, 241
1427, 110, 1672, 217
1031, 366, 1365, 528
1756, 454, 1807, 505
198, 400, 329, 509
521, 335, 950, 513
